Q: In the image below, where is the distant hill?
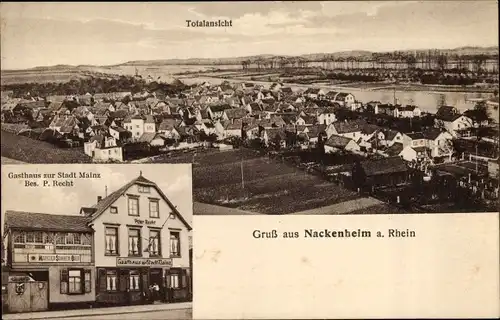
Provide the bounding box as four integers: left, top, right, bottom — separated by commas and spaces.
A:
114, 46, 499, 66
2, 46, 498, 72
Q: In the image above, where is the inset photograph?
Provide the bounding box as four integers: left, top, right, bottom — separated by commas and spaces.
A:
1, 164, 193, 319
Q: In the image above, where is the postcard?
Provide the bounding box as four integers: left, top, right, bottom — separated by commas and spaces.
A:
1, 1, 499, 319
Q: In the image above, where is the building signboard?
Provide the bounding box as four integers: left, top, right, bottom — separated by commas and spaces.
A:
116, 257, 172, 267
27, 254, 81, 263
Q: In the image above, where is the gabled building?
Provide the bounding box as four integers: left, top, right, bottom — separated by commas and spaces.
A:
84, 134, 123, 162
123, 115, 156, 141
434, 106, 473, 138
79, 173, 192, 305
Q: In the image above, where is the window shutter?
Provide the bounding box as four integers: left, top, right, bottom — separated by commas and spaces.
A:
181, 270, 187, 289
98, 269, 107, 292
84, 270, 91, 293
60, 269, 68, 294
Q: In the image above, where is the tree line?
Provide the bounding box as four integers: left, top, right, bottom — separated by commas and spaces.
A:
3, 76, 189, 98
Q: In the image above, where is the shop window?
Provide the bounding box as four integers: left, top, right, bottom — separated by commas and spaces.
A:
149, 200, 159, 218
128, 228, 141, 256
129, 270, 140, 291
170, 231, 181, 257
128, 197, 139, 216
105, 227, 118, 255
106, 270, 118, 292
149, 230, 161, 256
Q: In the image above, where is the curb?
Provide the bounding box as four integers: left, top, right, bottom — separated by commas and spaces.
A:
3, 306, 192, 320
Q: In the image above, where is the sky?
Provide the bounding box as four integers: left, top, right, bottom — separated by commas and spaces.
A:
1, 164, 193, 235
0, 1, 498, 69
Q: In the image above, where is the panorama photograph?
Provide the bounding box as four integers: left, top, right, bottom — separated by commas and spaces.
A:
1, 1, 499, 216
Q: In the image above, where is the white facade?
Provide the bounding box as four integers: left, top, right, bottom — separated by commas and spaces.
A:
91, 183, 190, 270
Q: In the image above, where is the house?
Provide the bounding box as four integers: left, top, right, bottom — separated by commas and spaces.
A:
49, 115, 81, 136
3, 211, 94, 313
324, 135, 360, 153
138, 132, 166, 148
352, 156, 410, 192
84, 134, 123, 162
377, 104, 399, 117
261, 128, 287, 148
158, 119, 181, 140
224, 108, 247, 121
223, 120, 243, 138
123, 115, 156, 140
397, 105, 421, 118
109, 126, 132, 142
207, 104, 232, 121
304, 88, 325, 99
317, 108, 337, 125
434, 106, 473, 137
378, 129, 404, 147
306, 124, 327, 145
79, 173, 192, 305
333, 92, 355, 107
423, 128, 454, 160
326, 119, 366, 140
399, 145, 431, 163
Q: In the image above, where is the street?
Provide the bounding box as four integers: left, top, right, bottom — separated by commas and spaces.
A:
46, 309, 192, 320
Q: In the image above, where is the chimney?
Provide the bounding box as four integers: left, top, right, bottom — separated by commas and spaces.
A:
97, 196, 102, 202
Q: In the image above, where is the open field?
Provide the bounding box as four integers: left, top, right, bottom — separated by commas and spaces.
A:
1, 70, 92, 85
147, 148, 363, 214
1, 131, 92, 163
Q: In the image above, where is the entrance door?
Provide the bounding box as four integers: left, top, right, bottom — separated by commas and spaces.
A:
149, 268, 163, 302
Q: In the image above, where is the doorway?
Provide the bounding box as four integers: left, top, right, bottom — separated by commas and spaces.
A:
149, 268, 163, 302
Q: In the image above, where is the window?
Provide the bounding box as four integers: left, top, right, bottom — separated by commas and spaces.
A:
149, 230, 161, 256
128, 197, 139, 216
81, 234, 91, 245
26, 232, 35, 243
169, 274, 180, 289
33, 232, 43, 243
149, 200, 159, 218
56, 233, 65, 244
169, 213, 176, 220
66, 233, 75, 245
73, 233, 81, 245
170, 231, 180, 257
138, 186, 150, 193
14, 232, 25, 243
106, 270, 118, 291
68, 270, 82, 294
110, 206, 118, 214
105, 227, 118, 255
129, 270, 140, 291
128, 229, 141, 256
